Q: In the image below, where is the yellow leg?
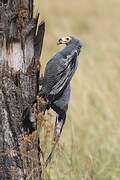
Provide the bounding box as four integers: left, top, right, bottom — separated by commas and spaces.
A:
39, 61, 44, 79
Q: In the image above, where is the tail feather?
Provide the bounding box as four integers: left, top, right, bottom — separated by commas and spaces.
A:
54, 115, 65, 139
45, 115, 65, 167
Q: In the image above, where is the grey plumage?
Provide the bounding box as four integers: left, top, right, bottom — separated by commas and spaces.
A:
40, 36, 82, 137
43, 36, 82, 166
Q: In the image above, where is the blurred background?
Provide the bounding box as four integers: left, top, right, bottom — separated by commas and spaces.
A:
35, 0, 120, 179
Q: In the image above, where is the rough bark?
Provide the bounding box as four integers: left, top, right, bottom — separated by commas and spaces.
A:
0, 0, 45, 179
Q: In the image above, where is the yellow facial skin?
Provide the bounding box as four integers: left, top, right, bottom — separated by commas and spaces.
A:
57, 36, 72, 45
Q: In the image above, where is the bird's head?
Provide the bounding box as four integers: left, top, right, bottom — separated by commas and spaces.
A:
57, 36, 82, 55
57, 36, 72, 45
57, 36, 82, 48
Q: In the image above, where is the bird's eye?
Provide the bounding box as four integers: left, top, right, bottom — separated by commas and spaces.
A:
66, 37, 70, 41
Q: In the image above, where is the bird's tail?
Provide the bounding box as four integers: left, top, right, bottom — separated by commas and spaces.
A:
45, 115, 65, 167
54, 115, 65, 139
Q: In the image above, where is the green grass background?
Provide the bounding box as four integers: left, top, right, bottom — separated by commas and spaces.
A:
35, 0, 120, 179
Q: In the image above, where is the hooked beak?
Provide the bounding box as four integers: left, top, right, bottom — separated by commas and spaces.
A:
57, 38, 63, 45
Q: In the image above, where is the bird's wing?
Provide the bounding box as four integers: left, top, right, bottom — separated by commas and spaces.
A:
49, 51, 78, 99
41, 50, 78, 102
40, 57, 59, 95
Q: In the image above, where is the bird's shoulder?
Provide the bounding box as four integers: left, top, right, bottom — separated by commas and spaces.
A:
47, 53, 63, 64
45, 53, 64, 72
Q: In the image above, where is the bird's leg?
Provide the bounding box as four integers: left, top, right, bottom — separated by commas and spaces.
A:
38, 61, 44, 85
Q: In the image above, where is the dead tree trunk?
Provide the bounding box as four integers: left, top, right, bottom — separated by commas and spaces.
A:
0, 0, 45, 179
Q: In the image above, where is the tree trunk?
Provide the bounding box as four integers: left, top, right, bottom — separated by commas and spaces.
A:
0, 0, 45, 179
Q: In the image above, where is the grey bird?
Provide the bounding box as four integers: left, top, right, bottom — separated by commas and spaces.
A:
39, 36, 82, 166
22, 36, 82, 166
39, 36, 82, 139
